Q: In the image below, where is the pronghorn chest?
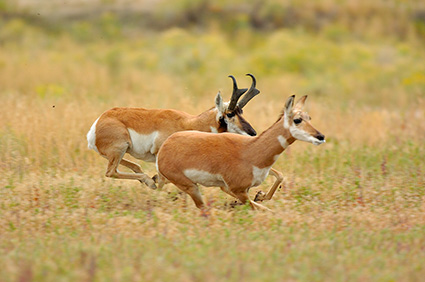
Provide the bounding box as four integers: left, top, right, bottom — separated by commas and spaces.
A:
127, 129, 160, 162
251, 165, 271, 187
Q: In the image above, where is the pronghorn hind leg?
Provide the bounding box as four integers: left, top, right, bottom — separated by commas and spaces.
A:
119, 158, 158, 188
174, 183, 206, 210
254, 168, 283, 202
120, 158, 143, 173
104, 149, 157, 189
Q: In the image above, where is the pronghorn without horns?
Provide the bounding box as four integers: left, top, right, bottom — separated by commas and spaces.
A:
87, 74, 260, 189
156, 95, 325, 211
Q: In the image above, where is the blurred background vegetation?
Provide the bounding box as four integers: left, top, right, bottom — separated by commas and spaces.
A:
1, 0, 424, 103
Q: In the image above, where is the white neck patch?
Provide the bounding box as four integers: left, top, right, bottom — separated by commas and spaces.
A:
251, 165, 271, 187
277, 135, 289, 149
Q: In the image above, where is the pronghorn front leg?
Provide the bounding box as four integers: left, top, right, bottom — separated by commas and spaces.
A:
233, 190, 272, 212
156, 174, 170, 190
254, 168, 283, 202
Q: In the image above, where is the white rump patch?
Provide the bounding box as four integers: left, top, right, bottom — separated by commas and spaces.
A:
184, 169, 227, 187
251, 165, 271, 187
127, 129, 159, 162
87, 117, 99, 152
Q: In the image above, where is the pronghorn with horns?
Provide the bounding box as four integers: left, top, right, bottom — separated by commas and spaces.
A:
87, 74, 261, 189
156, 95, 325, 210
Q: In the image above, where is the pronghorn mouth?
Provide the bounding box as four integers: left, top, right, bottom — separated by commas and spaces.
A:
313, 139, 326, 146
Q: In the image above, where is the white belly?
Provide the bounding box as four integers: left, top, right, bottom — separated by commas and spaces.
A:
251, 166, 271, 187
127, 129, 159, 162
184, 169, 227, 187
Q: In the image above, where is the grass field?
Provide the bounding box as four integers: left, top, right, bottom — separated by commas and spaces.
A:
1, 1, 425, 281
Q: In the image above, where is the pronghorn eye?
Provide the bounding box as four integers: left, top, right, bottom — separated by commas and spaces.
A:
294, 118, 302, 125
226, 112, 235, 118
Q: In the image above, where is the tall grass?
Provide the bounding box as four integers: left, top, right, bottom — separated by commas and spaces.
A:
1, 3, 425, 281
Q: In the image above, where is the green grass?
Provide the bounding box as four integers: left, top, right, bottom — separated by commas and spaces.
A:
2, 226, 425, 281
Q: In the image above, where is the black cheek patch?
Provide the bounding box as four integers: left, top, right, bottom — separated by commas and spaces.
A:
218, 117, 228, 132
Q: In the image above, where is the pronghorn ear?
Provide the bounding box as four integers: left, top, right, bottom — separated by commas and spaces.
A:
284, 95, 295, 118
215, 92, 225, 116
293, 95, 308, 112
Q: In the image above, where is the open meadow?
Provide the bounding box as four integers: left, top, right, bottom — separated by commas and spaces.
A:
1, 1, 425, 281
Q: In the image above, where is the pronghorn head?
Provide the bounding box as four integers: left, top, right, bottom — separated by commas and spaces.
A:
214, 74, 260, 136
283, 95, 326, 145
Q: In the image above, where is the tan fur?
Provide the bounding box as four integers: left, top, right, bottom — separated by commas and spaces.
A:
157, 95, 325, 211
95, 107, 221, 157
88, 99, 256, 189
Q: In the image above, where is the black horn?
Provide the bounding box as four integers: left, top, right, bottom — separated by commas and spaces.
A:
237, 74, 260, 109
227, 75, 248, 111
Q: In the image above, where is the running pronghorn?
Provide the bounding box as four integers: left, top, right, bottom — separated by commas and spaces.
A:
87, 74, 260, 189
156, 95, 325, 211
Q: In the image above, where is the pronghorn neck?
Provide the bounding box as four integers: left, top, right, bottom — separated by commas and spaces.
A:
247, 118, 295, 167
187, 108, 223, 133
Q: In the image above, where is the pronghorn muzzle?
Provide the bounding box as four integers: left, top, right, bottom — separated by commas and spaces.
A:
314, 131, 326, 145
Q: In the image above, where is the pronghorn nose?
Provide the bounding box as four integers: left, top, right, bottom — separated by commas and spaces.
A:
317, 134, 325, 141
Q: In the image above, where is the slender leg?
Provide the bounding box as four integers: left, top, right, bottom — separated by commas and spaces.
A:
156, 174, 170, 190
174, 183, 206, 210
254, 168, 283, 202
120, 158, 161, 188
104, 150, 157, 189
233, 190, 272, 212
96, 123, 156, 189
120, 159, 143, 173
220, 186, 238, 198
220, 187, 245, 208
